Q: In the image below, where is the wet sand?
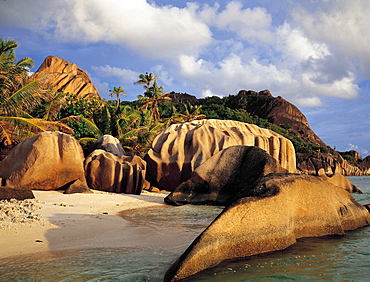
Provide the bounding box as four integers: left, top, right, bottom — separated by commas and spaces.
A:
0, 190, 169, 259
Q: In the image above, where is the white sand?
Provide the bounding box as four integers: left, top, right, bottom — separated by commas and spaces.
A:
0, 190, 169, 259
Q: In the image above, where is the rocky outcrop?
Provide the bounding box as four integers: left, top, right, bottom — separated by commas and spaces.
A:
297, 152, 366, 176
165, 173, 370, 281
165, 146, 288, 206
359, 156, 370, 175
84, 150, 146, 194
145, 119, 296, 191
318, 171, 362, 193
0, 131, 88, 191
34, 56, 100, 99
0, 187, 35, 200
225, 90, 326, 147
168, 92, 199, 105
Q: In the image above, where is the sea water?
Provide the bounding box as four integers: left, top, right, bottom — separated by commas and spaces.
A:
0, 176, 370, 281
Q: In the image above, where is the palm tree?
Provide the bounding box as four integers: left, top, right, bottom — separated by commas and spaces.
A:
138, 80, 170, 122
133, 109, 166, 156
35, 90, 69, 121
181, 103, 206, 122
0, 38, 73, 145
109, 86, 126, 109
134, 72, 158, 97
0, 38, 39, 116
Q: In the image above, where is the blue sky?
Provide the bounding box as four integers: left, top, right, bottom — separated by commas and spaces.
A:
1, 0, 369, 156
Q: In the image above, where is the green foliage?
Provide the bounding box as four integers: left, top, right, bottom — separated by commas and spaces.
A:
60, 94, 102, 119
0, 38, 337, 159
0, 38, 76, 145
196, 95, 334, 156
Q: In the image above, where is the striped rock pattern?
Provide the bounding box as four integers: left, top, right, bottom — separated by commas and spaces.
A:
84, 150, 146, 194
35, 56, 100, 99
145, 119, 296, 191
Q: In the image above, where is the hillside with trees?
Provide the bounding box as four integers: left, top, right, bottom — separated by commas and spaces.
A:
1, 38, 369, 175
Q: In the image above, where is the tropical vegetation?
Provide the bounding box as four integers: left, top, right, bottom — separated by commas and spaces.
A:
0, 37, 336, 159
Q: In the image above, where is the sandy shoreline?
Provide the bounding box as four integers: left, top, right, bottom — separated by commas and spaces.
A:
0, 190, 169, 259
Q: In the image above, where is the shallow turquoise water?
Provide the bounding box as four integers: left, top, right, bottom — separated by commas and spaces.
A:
0, 176, 370, 281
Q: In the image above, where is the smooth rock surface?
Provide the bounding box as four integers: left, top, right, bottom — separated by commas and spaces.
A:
88, 135, 126, 157
318, 170, 362, 193
0, 132, 88, 191
165, 146, 288, 206
146, 119, 296, 191
165, 174, 370, 281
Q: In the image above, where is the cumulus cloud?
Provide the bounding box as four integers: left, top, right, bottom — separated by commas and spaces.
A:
292, 0, 370, 77
212, 2, 274, 43
176, 16, 359, 106
1, 0, 212, 60
1, 0, 366, 107
91, 65, 139, 85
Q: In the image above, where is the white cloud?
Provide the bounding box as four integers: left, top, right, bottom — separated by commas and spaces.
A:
91, 65, 139, 85
89, 76, 110, 97
1, 0, 366, 108
293, 0, 370, 77
176, 18, 359, 107
1, 0, 212, 61
275, 23, 330, 63
347, 143, 369, 156
295, 97, 323, 107
152, 65, 173, 87
214, 2, 273, 43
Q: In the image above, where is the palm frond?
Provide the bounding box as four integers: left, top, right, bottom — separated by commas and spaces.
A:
1, 78, 42, 116
79, 137, 98, 144
60, 115, 102, 137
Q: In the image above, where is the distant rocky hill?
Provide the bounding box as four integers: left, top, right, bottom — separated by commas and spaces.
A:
225, 90, 326, 147
167, 92, 199, 104
168, 90, 370, 176
34, 56, 100, 99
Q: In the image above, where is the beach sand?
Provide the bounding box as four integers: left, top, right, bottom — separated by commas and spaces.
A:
0, 190, 169, 259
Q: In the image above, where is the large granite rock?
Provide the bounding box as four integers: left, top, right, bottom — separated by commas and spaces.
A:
34, 56, 100, 99
84, 150, 146, 194
318, 170, 362, 193
165, 146, 288, 206
0, 132, 88, 191
164, 173, 370, 281
145, 119, 296, 191
87, 135, 126, 157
